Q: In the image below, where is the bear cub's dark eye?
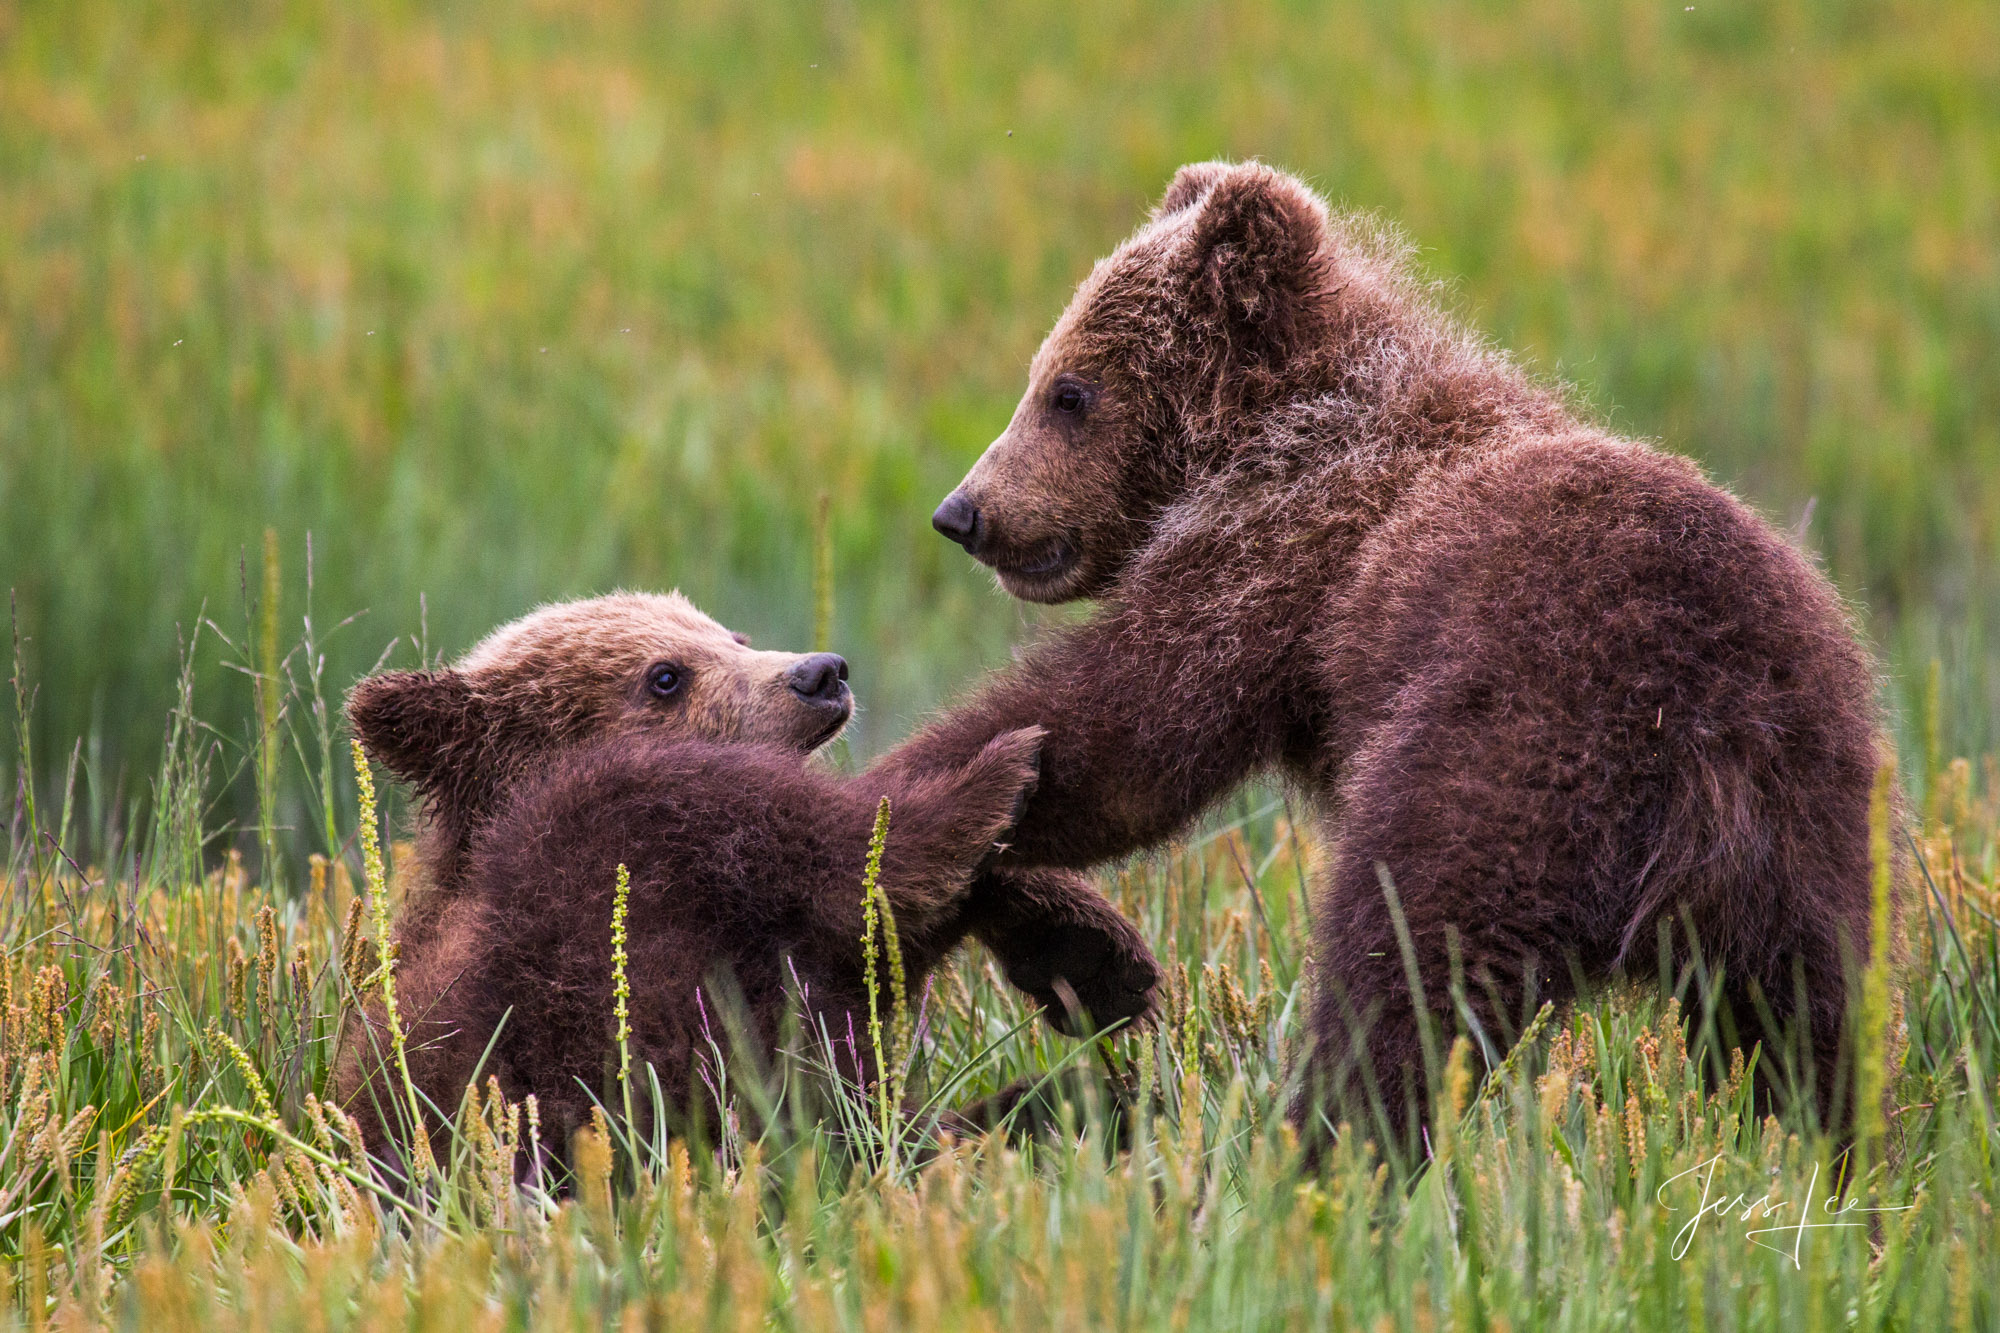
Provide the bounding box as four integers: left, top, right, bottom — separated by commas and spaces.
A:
1051, 381, 1089, 415
646, 663, 683, 699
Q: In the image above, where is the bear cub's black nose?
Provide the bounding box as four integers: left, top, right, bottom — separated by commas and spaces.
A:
787, 653, 849, 702
932, 491, 981, 552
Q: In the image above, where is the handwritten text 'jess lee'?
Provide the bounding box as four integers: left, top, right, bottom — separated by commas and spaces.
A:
1658, 1155, 1912, 1266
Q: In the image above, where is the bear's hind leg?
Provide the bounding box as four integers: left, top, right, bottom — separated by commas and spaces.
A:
1296, 845, 1583, 1163
1295, 707, 1615, 1161
1699, 936, 1858, 1140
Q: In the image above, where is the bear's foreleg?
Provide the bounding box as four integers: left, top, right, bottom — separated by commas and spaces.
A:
873, 607, 1283, 870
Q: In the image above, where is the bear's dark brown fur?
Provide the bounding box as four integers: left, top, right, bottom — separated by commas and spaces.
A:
338, 594, 1158, 1162
347, 594, 1155, 1032
881, 162, 1892, 1145
344, 592, 856, 958
357, 726, 1059, 1160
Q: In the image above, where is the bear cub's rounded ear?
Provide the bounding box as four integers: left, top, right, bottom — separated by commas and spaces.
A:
1175, 162, 1330, 358
346, 669, 480, 792
1153, 160, 1235, 219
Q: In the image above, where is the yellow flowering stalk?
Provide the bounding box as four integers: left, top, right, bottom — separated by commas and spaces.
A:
352, 739, 434, 1180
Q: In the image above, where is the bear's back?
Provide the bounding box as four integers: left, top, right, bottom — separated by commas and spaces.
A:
428, 736, 862, 1144
467, 735, 857, 952
1309, 432, 1879, 968
1325, 432, 1875, 765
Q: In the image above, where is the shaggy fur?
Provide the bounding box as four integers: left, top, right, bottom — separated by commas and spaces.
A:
345, 593, 852, 953
339, 593, 1158, 1160
345, 592, 1155, 1024
879, 162, 1891, 1145
355, 727, 1063, 1160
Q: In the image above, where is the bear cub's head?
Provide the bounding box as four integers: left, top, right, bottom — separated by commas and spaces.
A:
932, 161, 1337, 603
349, 591, 851, 843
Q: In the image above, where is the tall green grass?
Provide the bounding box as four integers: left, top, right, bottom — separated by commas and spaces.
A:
2, 607, 1999, 1327
4, 0, 1999, 869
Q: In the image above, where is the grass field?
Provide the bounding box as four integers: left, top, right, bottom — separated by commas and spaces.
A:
2, 632, 1999, 1327
5, 0, 1999, 826
5, 0, 2000, 1324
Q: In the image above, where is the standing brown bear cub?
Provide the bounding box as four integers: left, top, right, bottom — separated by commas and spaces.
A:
885, 162, 1890, 1142
338, 593, 1158, 1160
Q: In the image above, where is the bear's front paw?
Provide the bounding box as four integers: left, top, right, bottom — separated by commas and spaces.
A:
1026, 919, 1161, 1037
977, 871, 1160, 1036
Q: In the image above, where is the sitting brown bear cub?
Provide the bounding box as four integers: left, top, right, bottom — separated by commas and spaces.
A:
337, 593, 1157, 1161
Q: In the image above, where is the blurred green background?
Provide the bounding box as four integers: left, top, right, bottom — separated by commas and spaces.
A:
3, 0, 1997, 849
